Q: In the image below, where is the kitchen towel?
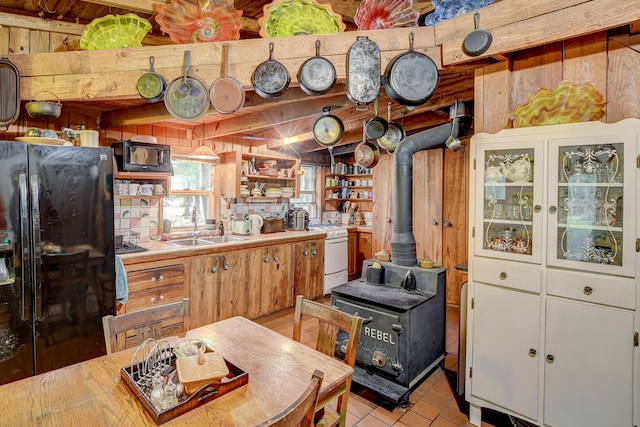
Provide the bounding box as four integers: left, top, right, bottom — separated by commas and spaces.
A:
115, 255, 128, 305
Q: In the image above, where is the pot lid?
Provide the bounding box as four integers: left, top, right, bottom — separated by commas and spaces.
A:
313, 107, 344, 146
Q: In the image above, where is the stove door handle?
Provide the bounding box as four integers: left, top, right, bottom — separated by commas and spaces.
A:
354, 312, 373, 324
391, 323, 404, 334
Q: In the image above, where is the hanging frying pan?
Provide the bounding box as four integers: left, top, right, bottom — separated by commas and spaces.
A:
377, 103, 405, 152
462, 13, 493, 57
210, 43, 245, 114
313, 106, 344, 147
346, 36, 381, 110
137, 56, 167, 103
252, 42, 290, 99
354, 121, 380, 169
298, 40, 336, 96
164, 51, 209, 122
365, 97, 388, 139
382, 32, 439, 108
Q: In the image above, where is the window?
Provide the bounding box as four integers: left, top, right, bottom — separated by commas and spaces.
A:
290, 164, 317, 218
163, 161, 214, 229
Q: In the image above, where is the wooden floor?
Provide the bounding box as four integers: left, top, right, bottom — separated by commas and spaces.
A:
255, 297, 516, 427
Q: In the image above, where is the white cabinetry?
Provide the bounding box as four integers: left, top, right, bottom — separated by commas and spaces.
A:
466, 119, 640, 427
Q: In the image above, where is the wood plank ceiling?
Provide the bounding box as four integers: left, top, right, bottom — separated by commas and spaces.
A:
0, 0, 484, 157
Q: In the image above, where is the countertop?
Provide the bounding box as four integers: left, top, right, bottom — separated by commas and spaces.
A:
119, 229, 328, 265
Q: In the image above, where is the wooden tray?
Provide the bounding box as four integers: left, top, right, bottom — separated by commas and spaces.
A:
121, 353, 249, 425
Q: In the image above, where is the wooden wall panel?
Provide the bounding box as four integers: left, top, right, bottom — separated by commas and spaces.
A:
562, 32, 608, 98
606, 34, 640, 122
511, 43, 564, 110
372, 154, 394, 255
474, 61, 512, 134
29, 30, 50, 54
0, 27, 9, 55
413, 149, 444, 263
9, 27, 29, 54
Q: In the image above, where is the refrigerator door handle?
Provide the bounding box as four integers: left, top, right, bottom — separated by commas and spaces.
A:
18, 174, 31, 321
30, 174, 43, 320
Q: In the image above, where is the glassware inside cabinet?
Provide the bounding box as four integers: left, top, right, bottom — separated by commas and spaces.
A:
482, 148, 535, 255
556, 142, 624, 265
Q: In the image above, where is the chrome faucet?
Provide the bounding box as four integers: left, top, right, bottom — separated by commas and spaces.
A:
191, 206, 200, 238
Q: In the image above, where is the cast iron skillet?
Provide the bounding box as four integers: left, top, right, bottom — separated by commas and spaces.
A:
462, 13, 493, 57
298, 40, 336, 96
252, 42, 290, 99
137, 56, 167, 104
382, 32, 439, 108
210, 43, 245, 114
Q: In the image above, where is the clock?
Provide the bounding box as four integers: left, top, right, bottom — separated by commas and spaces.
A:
313, 108, 344, 146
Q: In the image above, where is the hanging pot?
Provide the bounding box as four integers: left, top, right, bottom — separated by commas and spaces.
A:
382, 32, 439, 108
377, 103, 405, 152
313, 106, 344, 147
354, 121, 380, 169
0, 57, 20, 132
25, 91, 63, 120
346, 36, 381, 110
298, 40, 336, 96
252, 42, 290, 99
164, 51, 209, 122
365, 98, 388, 139
462, 13, 493, 57
210, 43, 245, 114
136, 56, 167, 103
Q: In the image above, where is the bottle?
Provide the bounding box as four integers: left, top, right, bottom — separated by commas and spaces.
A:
150, 374, 165, 410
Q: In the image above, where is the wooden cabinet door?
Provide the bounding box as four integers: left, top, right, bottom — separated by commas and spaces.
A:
292, 240, 324, 300
357, 231, 372, 273
347, 231, 358, 280
544, 298, 633, 427
189, 255, 220, 328
247, 245, 292, 319
218, 251, 248, 321
470, 282, 540, 421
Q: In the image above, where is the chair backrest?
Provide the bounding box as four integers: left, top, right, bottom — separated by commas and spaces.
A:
293, 295, 363, 368
261, 369, 324, 427
102, 298, 189, 354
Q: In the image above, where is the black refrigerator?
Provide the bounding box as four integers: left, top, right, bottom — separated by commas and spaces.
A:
0, 141, 115, 385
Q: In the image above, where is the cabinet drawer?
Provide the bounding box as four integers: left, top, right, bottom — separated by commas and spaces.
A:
127, 264, 184, 293
473, 259, 541, 293
125, 284, 185, 314
547, 269, 636, 309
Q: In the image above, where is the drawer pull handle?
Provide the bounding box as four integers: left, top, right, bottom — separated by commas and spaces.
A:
273, 255, 279, 262
159, 275, 164, 281
528, 349, 537, 357
303, 250, 308, 256
534, 205, 542, 213
150, 295, 165, 304
211, 266, 217, 273
311, 249, 317, 256
548, 206, 557, 214
546, 354, 555, 363
222, 255, 229, 270
583, 286, 593, 295
151, 274, 164, 283
499, 272, 507, 280
264, 257, 270, 263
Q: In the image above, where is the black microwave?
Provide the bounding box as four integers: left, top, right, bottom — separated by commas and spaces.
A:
112, 140, 172, 173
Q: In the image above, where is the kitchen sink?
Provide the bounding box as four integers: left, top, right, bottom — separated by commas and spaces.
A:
167, 238, 217, 247
198, 235, 247, 243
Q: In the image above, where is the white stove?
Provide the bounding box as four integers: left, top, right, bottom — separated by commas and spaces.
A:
309, 224, 349, 294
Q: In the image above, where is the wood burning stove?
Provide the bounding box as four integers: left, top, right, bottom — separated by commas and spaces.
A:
331, 260, 446, 406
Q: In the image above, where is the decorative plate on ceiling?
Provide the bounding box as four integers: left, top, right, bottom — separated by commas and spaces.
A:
423, 0, 493, 26
512, 81, 607, 128
354, 0, 420, 30
258, 0, 345, 38
155, 0, 243, 44
80, 14, 151, 50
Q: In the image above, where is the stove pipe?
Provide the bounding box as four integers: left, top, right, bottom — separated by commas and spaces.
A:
391, 103, 473, 267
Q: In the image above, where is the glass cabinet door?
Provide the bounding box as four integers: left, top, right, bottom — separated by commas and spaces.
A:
547, 135, 636, 276
474, 141, 544, 264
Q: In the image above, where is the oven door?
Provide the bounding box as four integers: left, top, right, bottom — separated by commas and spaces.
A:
323, 236, 347, 294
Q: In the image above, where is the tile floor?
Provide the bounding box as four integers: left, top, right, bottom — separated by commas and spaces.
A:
255, 298, 516, 427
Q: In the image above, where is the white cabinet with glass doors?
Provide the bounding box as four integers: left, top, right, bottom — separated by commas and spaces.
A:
466, 119, 640, 427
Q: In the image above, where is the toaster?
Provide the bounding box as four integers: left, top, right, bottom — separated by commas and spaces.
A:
261, 217, 286, 233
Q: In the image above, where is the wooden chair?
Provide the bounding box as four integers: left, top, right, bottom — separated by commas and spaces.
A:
102, 298, 189, 354
261, 370, 324, 427
293, 295, 363, 426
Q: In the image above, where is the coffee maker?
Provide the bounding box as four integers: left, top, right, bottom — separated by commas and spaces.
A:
286, 208, 309, 231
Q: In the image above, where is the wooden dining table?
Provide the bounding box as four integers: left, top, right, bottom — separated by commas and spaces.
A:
0, 316, 354, 426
